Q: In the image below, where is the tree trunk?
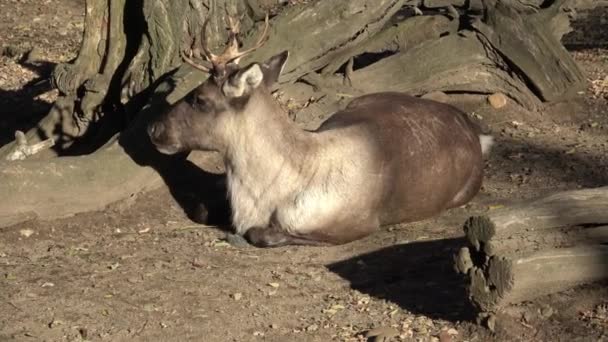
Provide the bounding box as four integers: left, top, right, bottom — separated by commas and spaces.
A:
454, 187, 608, 314
0, 0, 591, 227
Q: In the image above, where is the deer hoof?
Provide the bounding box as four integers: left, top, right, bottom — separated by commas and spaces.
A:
225, 233, 252, 248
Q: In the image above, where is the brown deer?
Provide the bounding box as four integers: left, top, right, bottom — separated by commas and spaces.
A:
147, 13, 493, 248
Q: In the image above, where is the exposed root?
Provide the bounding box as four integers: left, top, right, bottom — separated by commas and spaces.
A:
5, 131, 55, 161
51, 0, 106, 95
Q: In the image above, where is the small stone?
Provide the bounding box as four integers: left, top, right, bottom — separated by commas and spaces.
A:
421, 91, 450, 103
486, 314, 497, 332
415, 326, 428, 334
488, 92, 507, 109
19, 229, 34, 238
540, 306, 554, 318
523, 310, 534, 323
225, 233, 250, 247
306, 324, 318, 332
232, 292, 243, 301
439, 330, 453, 342
192, 258, 205, 268
48, 319, 64, 328
24, 47, 44, 63
268, 282, 280, 288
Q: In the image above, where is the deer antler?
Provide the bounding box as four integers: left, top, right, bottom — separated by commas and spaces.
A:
183, 8, 270, 75
218, 10, 269, 66
182, 49, 212, 72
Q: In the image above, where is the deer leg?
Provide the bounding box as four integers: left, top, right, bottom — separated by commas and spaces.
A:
244, 226, 331, 248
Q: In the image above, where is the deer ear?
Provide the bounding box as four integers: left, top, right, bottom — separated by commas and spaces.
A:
222, 64, 264, 98
261, 50, 289, 86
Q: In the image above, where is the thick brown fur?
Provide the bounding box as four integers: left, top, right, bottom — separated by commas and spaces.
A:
148, 51, 491, 247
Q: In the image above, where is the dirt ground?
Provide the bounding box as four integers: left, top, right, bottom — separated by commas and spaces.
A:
1, 1, 608, 341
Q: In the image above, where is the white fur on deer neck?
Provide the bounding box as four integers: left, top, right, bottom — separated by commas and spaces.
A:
224, 91, 379, 235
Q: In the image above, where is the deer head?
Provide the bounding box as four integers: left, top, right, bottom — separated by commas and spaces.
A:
147, 10, 288, 155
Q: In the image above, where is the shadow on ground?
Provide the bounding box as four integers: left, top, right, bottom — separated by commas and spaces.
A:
327, 237, 476, 322
493, 135, 608, 188
118, 67, 232, 229
0, 59, 55, 146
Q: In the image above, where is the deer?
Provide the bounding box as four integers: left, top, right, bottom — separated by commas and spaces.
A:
147, 13, 493, 248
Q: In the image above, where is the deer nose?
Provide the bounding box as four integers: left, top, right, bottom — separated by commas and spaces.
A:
147, 122, 164, 139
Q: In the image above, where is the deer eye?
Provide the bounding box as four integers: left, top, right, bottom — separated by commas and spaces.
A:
190, 95, 209, 111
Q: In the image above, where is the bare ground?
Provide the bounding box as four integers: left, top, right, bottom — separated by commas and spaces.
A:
1, 1, 608, 341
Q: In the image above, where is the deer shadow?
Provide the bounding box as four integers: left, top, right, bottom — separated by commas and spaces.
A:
327, 237, 476, 321
118, 67, 232, 229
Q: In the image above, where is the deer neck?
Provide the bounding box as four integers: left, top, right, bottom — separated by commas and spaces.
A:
224, 91, 318, 195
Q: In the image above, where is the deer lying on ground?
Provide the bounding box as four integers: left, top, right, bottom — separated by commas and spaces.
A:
147, 14, 493, 248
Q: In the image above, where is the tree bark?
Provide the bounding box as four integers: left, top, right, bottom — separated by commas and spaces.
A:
461, 245, 608, 313
0, 0, 593, 227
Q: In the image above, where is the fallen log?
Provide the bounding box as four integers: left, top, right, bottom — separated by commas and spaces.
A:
454, 186, 608, 313
459, 245, 608, 313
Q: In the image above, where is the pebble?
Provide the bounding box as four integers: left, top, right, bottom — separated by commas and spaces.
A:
487, 314, 497, 332
439, 330, 452, 342
540, 306, 555, 318
306, 324, 318, 332
48, 319, 64, 328
24, 46, 43, 63
488, 92, 507, 109
19, 229, 34, 237
225, 233, 251, 247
